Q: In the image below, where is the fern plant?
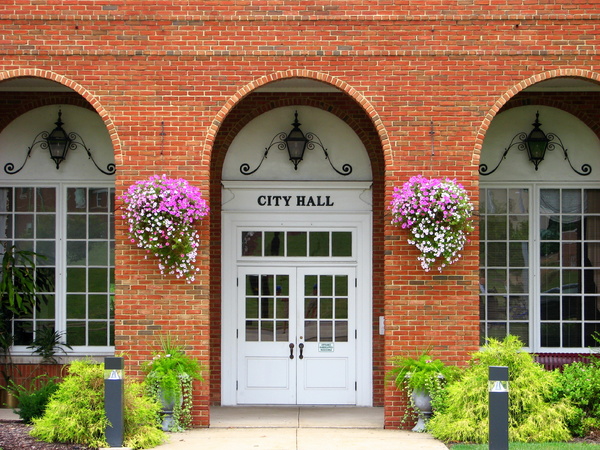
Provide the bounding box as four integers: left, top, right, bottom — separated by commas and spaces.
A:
143, 334, 203, 431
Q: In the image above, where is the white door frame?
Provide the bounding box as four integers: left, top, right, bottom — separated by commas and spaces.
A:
221, 181, 372, 406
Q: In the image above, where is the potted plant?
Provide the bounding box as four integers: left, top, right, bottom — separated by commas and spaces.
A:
388, 350, 459, 432
144, 335, 203, 431
0, 246, 53, 406
389, 175, 474, 272
121, 174, 209, 283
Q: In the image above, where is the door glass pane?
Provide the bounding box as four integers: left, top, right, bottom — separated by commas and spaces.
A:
242, 231, 262, 256
246, 320, 259, 341
15, 214, 33, 238
319, 275, 332, 296
265, 232, 283, 256
275, 321, 288, 342
244, 273, 288, 342
89, 215, 108, 239
15, 188, 34, 212
37, 188, 56, 212
67, 215, 86, 239
335, 298, 348, 319
67, 188, 87, 212
287, 232, 307, 256
332, 232, 352, 257
335, 321, 348, 341
487, 189, 507, 214
37, 215, 55, 238
305, 320, 318, 342
305, 298, 318, 318
303, 274, 349, 344
320, 298, 333, 319
261, 298, 274, 319
89, 188, 109, 213
320, 322, 333, 342
335, 276, 348, 296
309, 232, 329, 256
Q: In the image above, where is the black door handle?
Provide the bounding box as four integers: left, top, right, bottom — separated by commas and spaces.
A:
299, 343, 304, 359
289, 343, 294, 359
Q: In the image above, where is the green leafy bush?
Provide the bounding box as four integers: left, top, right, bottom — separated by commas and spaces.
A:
30, 359, 165, 449
6, 375, 59, 424
552, 359, 600, 436
428, 336, 576, 444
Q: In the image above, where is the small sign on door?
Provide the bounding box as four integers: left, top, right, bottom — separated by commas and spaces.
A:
318, 342, 334, 352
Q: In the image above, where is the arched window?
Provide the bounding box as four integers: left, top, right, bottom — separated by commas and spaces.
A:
0, 105, 115, 354
479, 105, 600, 351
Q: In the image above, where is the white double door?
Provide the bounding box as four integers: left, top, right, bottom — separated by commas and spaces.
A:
237, 266, 356, 405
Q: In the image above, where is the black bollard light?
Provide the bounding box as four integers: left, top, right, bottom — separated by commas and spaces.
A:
489, 366, 509, 450
104, 357, 125, 448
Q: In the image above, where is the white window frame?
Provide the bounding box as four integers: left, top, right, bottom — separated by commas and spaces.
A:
2, 180, 115, 356
480, 181, 600, 353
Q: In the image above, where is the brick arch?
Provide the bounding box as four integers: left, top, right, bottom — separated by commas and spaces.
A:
473, 69, 600, 167
204, 70, 391, 170
0, 95, 94, 133
0, 70, 122, 159
210, 95, 385, 180
498, 97, 600, 139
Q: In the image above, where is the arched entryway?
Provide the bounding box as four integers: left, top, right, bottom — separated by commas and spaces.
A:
208, 77, 387, 409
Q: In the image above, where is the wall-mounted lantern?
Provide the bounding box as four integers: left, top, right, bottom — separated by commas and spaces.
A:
240, 111, 352, 176
479, 111, 591, 176
4, 109, 116, 175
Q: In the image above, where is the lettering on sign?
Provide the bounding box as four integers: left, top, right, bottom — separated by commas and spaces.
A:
257, 195, 335, 207
318, 343, 335, 352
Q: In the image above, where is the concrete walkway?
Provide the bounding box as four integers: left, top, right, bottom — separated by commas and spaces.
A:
1, 406, 450, 450
158, 407, 449, 450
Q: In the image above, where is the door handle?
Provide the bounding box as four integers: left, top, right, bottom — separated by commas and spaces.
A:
289, 343, 294, 359
299, 343, 304, 359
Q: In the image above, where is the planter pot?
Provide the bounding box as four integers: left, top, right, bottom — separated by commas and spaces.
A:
0, 389, 18, 409
411, 389, 433, 432
158, 389, 183, 431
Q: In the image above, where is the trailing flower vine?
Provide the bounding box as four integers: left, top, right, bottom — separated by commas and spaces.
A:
390, 175, 474, 272
121, 174, 209, 282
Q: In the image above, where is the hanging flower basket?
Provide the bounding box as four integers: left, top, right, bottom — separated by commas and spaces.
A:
390, 175, 474, 272
121, 174, 209, 282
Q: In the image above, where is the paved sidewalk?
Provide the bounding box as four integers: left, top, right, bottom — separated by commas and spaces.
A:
156, 407, 449, 450
1, 406, 449, 450
158, 427, 449, 449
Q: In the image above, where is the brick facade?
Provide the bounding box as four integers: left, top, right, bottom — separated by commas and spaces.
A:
1, 1, 599, 428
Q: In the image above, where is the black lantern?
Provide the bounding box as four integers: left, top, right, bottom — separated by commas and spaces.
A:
240, 110, 352, 176
45, 110, 72, 169
284, 112, 309, 170
4, 109, 116, 175
523, 112, 549, 171
479, 111, 591, 177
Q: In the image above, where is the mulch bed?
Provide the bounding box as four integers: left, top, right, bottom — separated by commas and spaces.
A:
0, 421, 92, 450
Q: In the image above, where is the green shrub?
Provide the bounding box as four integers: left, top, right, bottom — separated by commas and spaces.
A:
6, 375, 59, 424
427, 336, 576, 444
30, 359, 165, 449
551, 359, 600, 436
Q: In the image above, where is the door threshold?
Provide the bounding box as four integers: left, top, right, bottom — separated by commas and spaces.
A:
210, 406, 383, 429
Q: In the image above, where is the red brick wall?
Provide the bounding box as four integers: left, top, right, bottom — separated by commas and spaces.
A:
1, 1, 599, 428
